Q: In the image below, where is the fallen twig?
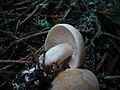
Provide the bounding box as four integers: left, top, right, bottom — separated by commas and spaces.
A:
6, 13, 63, 18
96, 52, 108, 71
0, 30, 18, 39
0, 0, 43, 26
19, 0, 47, 25
104, 75, 120, 79
109, 39, 120, 54
0, 60, 28, 64
56, 0, 64, 10
62, 8, 72, 20
0, 29, 36, 51
102, 32, 120, 41
82, 1, 92, 14
14, 0, 35, 6
0, 0, 14, 7
19, 45, 44, 62
0, 65, 11, 71
0, 45, 44, 71
19, 4, 39, 25
91, 16, 102, 47
15, 31, 48, 44
106, 55, 120, 74
0, 31, 48, 56
62, 0, 78, 20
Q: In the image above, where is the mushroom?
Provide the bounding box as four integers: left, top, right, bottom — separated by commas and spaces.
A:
49, 69, 99, 90
38, 24, 99, 90
39, 24, 85, 68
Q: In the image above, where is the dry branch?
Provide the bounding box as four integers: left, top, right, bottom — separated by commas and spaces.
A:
96, 52, 108, 71
104, 75, 120, 79
0, 60, 28, 64
102, 32, 120, 41
16, 31, 48, 43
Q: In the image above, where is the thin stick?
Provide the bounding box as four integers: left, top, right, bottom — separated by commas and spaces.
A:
4, 31, 48, 53
104, 76, 120, 79
0, 65, 11, 71
109, 39, 120, 54
0, 60, 28, 64
0, 30, 36, 51
6, 13, 63, 18
19, 5, 39, 25
14, 0, 35, 6
62, 8, 72, 20
96, 52, 108, 71
62, 0, 78, 20
16, 31, 48, 43
91, 16, 102, 47
19, 0, 47, 25
102, 32, 120, 41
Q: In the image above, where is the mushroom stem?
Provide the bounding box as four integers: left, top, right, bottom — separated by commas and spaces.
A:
39, 43, 73, 66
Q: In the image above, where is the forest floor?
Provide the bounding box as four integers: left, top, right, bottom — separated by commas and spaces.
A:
0, 0, 120, 90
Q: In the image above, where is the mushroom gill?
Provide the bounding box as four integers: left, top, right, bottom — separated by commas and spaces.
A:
39, 24, 85, 68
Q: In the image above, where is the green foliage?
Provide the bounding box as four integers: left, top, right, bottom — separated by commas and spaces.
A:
37, 3, 48, 9
34, 17, 51, 29
103, 43, 110, 49
80, 14, 97, 31
96, 53, 101, 60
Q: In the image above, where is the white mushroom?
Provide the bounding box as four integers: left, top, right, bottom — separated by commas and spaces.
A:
50, 69, 99, 90
39, 24, 85, 68
38, 24, 99, 90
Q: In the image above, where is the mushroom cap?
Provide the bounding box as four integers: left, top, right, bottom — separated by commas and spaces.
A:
45, 24, 85, 68
39, 43, 73, 65
50, 69, 99, 90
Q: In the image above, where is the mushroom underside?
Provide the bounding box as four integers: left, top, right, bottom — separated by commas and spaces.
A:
44, 24, 85, 68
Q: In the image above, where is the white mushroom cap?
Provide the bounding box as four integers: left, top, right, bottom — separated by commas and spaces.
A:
49, 69, 99, 90
45, 24, 85, 68
39, 43, 73, 65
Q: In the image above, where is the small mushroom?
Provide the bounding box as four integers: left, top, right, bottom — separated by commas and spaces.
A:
39, 24, 85, 68
49, 69, 99, 90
